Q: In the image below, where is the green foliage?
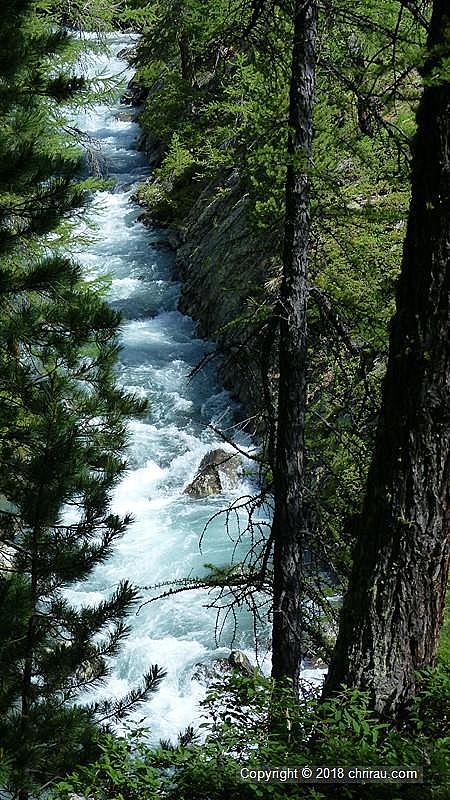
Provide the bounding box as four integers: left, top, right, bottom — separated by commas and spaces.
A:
50, 660, 450, 800
0, 3, 165, 797
0, 1, 444, 797
54, 730, 164, 800
50, 0, 117, 32
437, 594, 450, 668
127, 1, 429, 618
136, 131, 200, 223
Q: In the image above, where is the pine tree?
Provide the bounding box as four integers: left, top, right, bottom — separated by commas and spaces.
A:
0, 3, 164, 796
271, 0, 318, 688
324, 0, 449, 716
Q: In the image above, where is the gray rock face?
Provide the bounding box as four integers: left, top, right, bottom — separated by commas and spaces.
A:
183, 465, 222, 498
175, 175, 273, 419
228, 650, 254, 675
191, 650, 255, 686
121, 76, 148, 107
199, 449, 241, 481
183, 448, 242, 498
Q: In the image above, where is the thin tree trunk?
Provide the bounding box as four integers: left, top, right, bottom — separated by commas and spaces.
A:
323, 0, 450, 716
18, 512, 41, 800
271, 0, 318, 687
178, 29, 195, 86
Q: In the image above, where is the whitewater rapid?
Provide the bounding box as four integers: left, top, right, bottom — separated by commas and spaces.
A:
66, 33, 271, 742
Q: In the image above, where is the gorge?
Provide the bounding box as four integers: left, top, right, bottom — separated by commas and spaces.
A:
69, 32, 271, 743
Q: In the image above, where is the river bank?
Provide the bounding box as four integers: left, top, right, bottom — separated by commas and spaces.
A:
129, 85, 275, 428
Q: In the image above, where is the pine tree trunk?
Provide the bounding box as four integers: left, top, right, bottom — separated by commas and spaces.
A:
323, 0, 450, 716
271, 0, 318, 687
178, 29, 195, 86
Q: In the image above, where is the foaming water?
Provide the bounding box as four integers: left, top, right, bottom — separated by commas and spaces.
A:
70, 33, 268, 743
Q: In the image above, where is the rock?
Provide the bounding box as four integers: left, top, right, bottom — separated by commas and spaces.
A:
135, 132, 164, 167
191, 651, 257, 686
75, 656, 103, 684
183, 449, 242, 498
145, 234, 177, 252
175, 176, 269, 420
302, 653, 328, 670
0, 543, 15, 571
121, 79, 148, 107
136, 211, 163, 228
191, 658, 230, 685
228, 650, 254, 675
0, 494, 17, 514
117, 46, 136, 61
115, 110, 136, 123
184, 465, 222, 498
167, 230, 181, 250
198, 449, 241, 484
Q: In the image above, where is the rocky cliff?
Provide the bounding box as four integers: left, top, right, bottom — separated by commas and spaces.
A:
175, 171, 273, 419
127, 77, 276, 425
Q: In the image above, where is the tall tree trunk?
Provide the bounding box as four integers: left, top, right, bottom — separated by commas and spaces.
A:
178, 29, 195, 86
323, 0, 450, 716
271, 0, 318, 687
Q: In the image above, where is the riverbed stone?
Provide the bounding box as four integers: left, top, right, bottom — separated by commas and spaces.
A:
198, 449, 241, 483
302, 653, 328, 670
183, 448, 242, 498
183, 465, 222, 498
75, 656, 103, 684
115, 110, 136, 123
228, 649, 254, 675
191, 650, 256, 686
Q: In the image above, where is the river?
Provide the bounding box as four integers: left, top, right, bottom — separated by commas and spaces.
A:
66, 33, 270, 744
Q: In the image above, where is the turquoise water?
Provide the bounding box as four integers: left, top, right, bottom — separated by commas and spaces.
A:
66, 34, 269, 742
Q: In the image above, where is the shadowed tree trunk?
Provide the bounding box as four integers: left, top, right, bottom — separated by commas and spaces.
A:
323, 0, 450, 716
271, 0, 318, 687
178, 28, 195, 86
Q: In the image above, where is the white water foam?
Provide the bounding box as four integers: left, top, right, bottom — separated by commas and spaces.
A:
69, 33, 266, 743
70, 33, 326, 743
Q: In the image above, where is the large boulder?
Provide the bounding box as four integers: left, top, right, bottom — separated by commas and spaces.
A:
183, 449, 242, 498
228, 650, 254, 675
183, 465, 222, 498
199, 449, 241, 482
191, 650, 256, 686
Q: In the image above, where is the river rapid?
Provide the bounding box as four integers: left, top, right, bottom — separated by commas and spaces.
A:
67, 33, 269, 743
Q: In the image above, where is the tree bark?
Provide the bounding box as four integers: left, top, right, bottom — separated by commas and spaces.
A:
178, 28, 195, 86
271, 0, 318, 687
323, 0, 450, 716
